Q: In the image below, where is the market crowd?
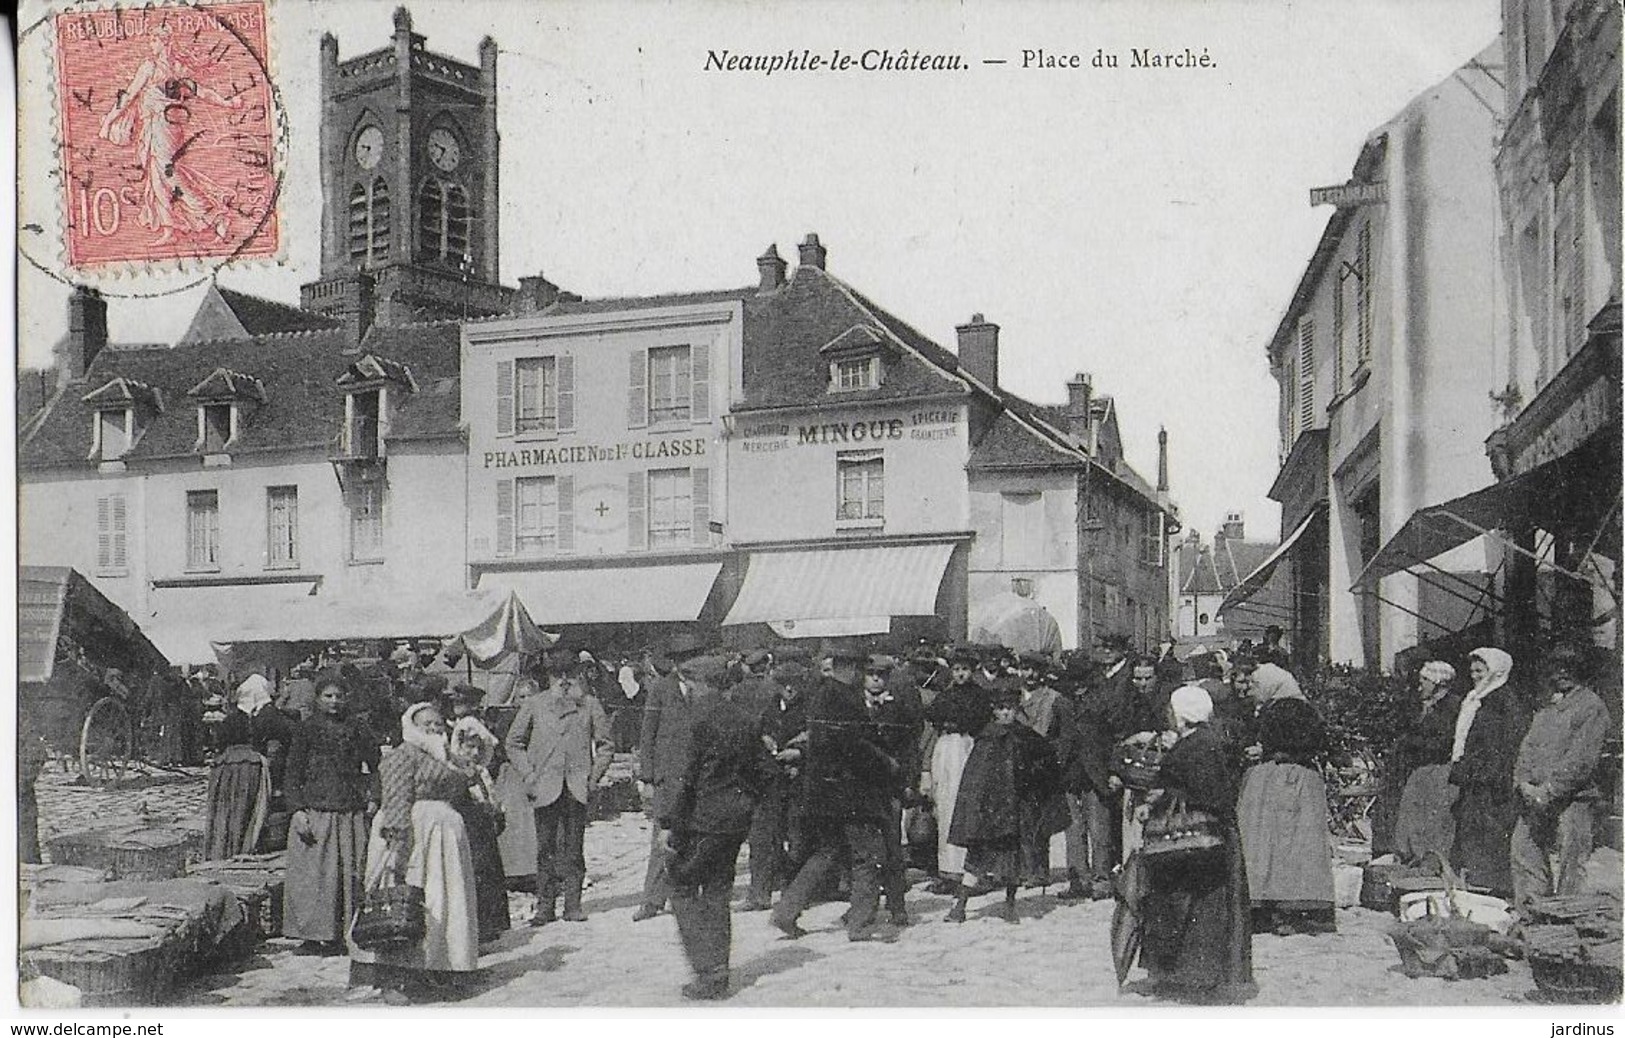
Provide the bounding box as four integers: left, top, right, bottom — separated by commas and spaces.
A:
174, 630, 1612, 1004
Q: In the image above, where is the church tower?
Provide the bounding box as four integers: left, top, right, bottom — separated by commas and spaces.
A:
301, 7, 510, 333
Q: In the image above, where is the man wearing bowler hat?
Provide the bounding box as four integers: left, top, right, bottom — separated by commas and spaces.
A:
634, 633, 716, 921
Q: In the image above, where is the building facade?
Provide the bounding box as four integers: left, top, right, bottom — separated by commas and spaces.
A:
1485, 0, 1621, 655
1254, 41, 1509, 671
1173, 513, 1290, 649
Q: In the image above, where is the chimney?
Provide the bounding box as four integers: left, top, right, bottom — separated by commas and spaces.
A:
1156, 426, 1170, 505
1222, 511, 1245, 541
64, 285, 108, 381
797, 233, 826, 271
956, 313, 1000, 388
514, 274, 561, 313
757, 244, 787, 293
1064, 372, 1093, 446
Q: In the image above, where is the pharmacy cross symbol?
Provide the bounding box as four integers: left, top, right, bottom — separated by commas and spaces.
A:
595, 501, 611, 518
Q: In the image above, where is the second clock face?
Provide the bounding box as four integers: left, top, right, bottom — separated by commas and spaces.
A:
427, 128, 461, 172
354, 125, 384, 170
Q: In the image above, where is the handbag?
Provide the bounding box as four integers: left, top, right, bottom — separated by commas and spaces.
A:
1115, 735, 1168, 791
1140, 793, 1224, 860
351, 871, 426, 950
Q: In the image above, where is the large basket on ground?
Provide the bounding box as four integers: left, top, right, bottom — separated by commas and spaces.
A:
46, 824, 198, 881
1524, 893, 1623, 1003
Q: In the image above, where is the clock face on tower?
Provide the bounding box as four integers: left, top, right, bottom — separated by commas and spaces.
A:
354, 125, 384, 170
427, 128, 461, 172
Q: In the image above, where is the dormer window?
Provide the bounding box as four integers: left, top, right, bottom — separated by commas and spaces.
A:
82, 377, 162, 462
187, 369, 265, 457
819, 325, 888, 394
199, 403, 235, 454
335, 354, 417, 461
95, 408, 133, 460
834, 356, 879, 391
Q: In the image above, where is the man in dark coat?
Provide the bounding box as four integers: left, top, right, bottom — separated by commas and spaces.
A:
737, 652, 801, 910
634, 641, 719, 921
1059, 635, 1133, 900
771, 648, 895, 941
864, 655, 924, 925
658, 677, 773, 1000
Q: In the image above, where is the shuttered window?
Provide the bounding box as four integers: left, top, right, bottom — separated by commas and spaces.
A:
95, 494, 128, 575
1554, 167, 1585, 362
557, 474, 575, 553
495, 479, 516, 556
186, 490, 220, 571
515, 476, 559, 555
690, 467, 710, 546
265, 486, 298, 569
515, 357, 557, 433
648, 468, 693, 548
648, 346, 692, 425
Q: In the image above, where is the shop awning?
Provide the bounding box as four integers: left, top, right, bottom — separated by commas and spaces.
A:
478, 562, 723, 625
1218, 508, 1322, 617
724, 543, 954, 626
1351, 443, 1613, 591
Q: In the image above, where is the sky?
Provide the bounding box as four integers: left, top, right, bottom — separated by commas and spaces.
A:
15, 0, 1504, 542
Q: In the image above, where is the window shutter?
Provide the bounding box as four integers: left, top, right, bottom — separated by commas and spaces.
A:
96, 496, 112, 571
691, 466, 710, 545
690, 343, 711, 423
111, 494, 128, 570
495, 479, 515, 556
557, 354, 576, 432
627, 471, 647, 550
628, 349, 648, 428
1297, 317, 1315, 431
557, 474, 575, 554
1332, 268, 1346, 393
495, 360, 515, 437
1357, 223, 1373, 364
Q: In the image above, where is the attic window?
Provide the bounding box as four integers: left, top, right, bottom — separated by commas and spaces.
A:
831, 355, 880, 392
94, 408, 133, 461
344, 389, 383, 459
199, 403, 235, 454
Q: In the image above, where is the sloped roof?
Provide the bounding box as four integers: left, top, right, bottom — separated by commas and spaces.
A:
966, 409, 1082, 469
215, 286, 342, 336
21, 320, 463, 469
1177, 536, 1282, 594
188, 368, 267, 403
736, 267, 968, 410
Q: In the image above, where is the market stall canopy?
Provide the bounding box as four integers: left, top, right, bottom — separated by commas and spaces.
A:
446, 591, 557, 665
969, 592, 1063, 654
724, 543, 953, 627
19, 567, 169, 684
477, 562, 723, 625
1218, 507, 1323, 617
1352, 439, 1617, 591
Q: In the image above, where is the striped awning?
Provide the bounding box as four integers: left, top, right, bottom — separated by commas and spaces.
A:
724, 543, 954, 626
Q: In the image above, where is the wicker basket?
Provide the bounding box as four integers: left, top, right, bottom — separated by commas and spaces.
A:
1530, 955, 1623, 1003
47, 826, 198, 881
20, 926, 192, 1007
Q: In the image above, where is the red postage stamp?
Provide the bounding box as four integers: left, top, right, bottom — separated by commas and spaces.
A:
53, 1, 281, 270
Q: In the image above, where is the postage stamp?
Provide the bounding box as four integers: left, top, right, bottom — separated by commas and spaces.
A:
52, 1, 281, 271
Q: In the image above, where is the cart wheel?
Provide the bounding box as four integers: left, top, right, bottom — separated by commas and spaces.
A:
80, 697, 132, 786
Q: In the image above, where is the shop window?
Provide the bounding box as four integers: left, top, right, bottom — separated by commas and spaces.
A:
837, 450, 884, 524
187, 490, 220, 571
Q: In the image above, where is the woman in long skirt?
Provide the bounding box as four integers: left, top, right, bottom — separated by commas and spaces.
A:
1140, 686, 1255, 1003
202, 707, 270, 860
1234, 663, 1336, 935
1390, 661, 1463, 864
282, 672, 379, 953
924, 650, 992, 893
349, 703, 480, 1005
1447, 647, 1531, 897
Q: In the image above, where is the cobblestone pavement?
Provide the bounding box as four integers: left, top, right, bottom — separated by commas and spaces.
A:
35, 767, 1543, 1008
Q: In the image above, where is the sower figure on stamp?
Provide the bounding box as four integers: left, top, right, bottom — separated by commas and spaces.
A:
658, 667, 774, 1000
772, 646, 898, 942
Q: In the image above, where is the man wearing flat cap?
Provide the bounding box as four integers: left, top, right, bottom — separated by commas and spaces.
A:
862, 654, 924, 925
772, 647, 895, 941
742, 654, 813, 911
